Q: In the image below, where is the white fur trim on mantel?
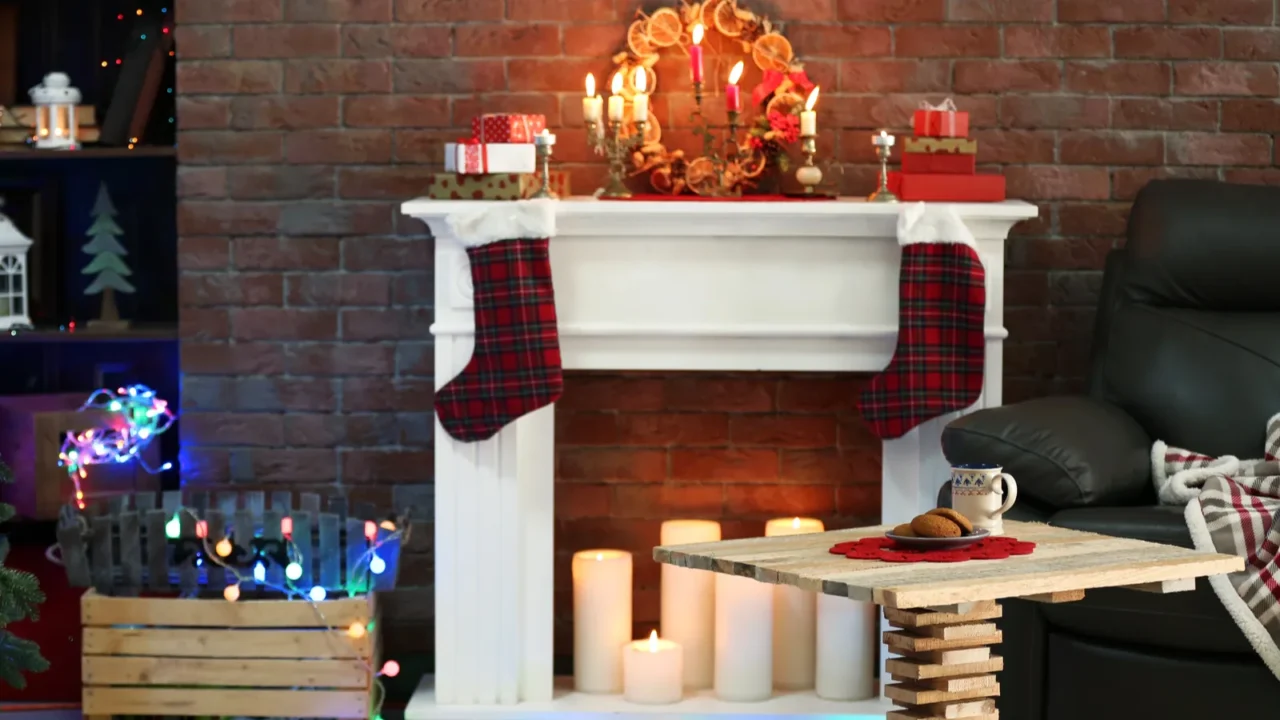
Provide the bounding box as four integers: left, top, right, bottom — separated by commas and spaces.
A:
897, 202, 977, 249
446, 199, 556, 248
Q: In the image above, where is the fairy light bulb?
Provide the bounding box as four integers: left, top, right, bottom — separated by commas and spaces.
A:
253, 562, 266, 583
281, 516, 293, 537
370, 554, 386, 575
347, 622, 366, 639
380, 660, 400, 677
364, 521, 377, 540
223, 584, 240, 602
165, 516, 180, 539
285, 562, 302, 581
195, 520, 208, 539
215, 538, 233, 557
309, 586, 327, 602
379, 520, 395, 531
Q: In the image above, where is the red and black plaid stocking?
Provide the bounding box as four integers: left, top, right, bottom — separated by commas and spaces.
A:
436, 202, 563, 443
859, 205, 986, 440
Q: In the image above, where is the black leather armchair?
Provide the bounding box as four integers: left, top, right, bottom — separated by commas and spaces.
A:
941, 179, 1280, 720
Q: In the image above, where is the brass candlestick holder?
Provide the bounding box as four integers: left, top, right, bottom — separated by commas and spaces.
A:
587, 118, 646, 199
529, 130, 558, 199
869, 129, 899, 203
795, 134, 822, 195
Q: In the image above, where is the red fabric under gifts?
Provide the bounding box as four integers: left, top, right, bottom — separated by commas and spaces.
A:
901, 151, 977, 175
889, 172, 1006, 202
829, 535, 1036, 563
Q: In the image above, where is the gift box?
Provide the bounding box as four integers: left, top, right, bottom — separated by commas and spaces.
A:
888, 172, 1005, 202
901, 151, 976, 175
912, 98, 969, 138
471, 113, 547, 143
445, 142, 537, 175
903, 137, 978, 154
424, 171, 571, 200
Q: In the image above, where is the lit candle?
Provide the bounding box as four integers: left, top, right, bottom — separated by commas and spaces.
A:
660, 520, 720, 690
583, 73, 602, 123
801, 86, 819, 137
873, 129, 896, 147
573, 549, 633, 693
725, 61, 744, 113
623, 630, 684, 705
815, 594, 877, 701
764, 517, 825, 690
633, 67, 649, 123
607, 72, 625, 123
715, 572, 772, 701
690, 24, 705, 84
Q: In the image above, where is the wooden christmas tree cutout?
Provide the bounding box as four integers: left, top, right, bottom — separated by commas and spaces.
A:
83, 182, 134, 330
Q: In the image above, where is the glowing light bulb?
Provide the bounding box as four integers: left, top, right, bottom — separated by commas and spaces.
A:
364, 521, 377, 540
253, 562, 265, 583
379, 520, 396, 531
347, 622, 366, 639
309, 586, 327, 602
370, 555, 386, 575
195, 520, 208, 539
285, 562, 302, 581
281, 516, 293, 536
136, 8, 143, 15
101, 61, 108, 67
224, 584, 240, 602
109, 401, 121, 411
380, 660, 400, 677
215, 538, 233, 557
165, 516, 180, 539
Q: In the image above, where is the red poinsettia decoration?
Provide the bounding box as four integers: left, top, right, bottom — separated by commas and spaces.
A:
751, 68, 816, 109
767, 112, 800, 144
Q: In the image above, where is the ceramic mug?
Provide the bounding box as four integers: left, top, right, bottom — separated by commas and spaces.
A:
950, 464, 1018, 536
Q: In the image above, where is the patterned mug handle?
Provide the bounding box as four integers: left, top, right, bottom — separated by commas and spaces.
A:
995, 474, 1018, 517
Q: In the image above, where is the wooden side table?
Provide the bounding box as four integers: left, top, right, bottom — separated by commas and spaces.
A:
655, 521, 1243, 720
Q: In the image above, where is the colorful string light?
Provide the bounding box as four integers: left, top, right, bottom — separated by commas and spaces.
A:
57, 384, 176, 510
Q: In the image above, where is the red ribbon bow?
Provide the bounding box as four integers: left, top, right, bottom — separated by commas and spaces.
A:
752, 69, 815, 109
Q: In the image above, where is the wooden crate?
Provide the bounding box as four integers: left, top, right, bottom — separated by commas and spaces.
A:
80, 589, 378, 718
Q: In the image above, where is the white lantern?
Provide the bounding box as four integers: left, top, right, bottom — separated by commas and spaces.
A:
29, 72, 81, 150
0, 203, 32, 329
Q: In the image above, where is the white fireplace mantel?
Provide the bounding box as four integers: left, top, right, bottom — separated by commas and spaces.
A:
401, 196, 1038, 717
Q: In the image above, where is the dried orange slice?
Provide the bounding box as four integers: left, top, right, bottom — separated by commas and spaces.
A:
752, 32, 793, 72
650, 167, 674, 194
686, 156, 719, 195
713, 0, 744, 37
701, 0, 723, 32
647, 7, 683, 47
627, 19, 654, 57
738, 145, 768, 178
765, 91, 804, 117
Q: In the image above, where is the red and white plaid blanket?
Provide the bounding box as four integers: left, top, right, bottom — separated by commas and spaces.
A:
1152, 413, 1280, 678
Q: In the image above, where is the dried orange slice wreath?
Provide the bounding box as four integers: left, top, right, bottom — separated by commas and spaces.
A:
627, 20, 655, 58
647, 7, 684, 47
752, 33, 793, 73
765, 91, 803, 117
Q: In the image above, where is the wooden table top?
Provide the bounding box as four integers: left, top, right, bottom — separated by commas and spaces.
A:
653, 521, 1244, 609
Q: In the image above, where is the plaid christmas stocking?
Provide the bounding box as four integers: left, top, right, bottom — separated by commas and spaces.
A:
858, 204, 986, 440
436, 200, 563, 443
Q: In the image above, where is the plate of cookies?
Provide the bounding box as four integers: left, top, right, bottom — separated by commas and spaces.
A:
887, 508, 989, 550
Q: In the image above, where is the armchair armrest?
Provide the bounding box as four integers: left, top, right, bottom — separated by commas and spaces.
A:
942, 397, 1154, 510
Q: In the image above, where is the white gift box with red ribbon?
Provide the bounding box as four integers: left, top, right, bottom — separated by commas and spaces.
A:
444, 141, 537, 175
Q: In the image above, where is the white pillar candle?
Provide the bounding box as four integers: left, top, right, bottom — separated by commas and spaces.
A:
633, 93, 649, 123
815, 594, 877, 700
764, 517, 824, 690
573, 549, 633, 693
714, 573, 773, 702
623, 630, 684, 704
660, 520, 720, 689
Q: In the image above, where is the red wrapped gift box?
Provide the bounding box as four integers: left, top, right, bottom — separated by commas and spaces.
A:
912, 99, 969, 138
470, 113, 547, 143
901, 151, 976, 175
889, 172, 1006, 202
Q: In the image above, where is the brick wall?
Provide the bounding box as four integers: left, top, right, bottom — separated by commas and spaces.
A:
174, 0, 1280, 658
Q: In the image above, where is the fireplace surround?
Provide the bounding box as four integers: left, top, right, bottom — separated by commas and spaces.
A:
401, 197, 1037, 715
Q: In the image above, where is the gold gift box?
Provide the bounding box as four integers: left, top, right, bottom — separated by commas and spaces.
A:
903, 137, 979, 155
424, 172, 571, 200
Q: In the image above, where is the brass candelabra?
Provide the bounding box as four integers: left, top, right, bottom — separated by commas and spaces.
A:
869, 129, 899, 203
795, 134, 822, 195
529, 130, 558, 199
587, 118, 646, 199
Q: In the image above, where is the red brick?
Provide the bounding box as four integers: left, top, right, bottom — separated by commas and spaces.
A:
1225, 30, 1280, 61
342, 237, 431, 271
286, 273, 392, 306
836, 484, 880, 520
177, 167, 227, 199
821, 95, 998, 131
178, 236, 230, 270
1005, 166, 1111, 200
785, 25, 890, 58
1058, 0, 1164, 22
230, 96, 339, 130
1050, 273, 1105, 308
179, 202, 281, 235
341, 450, 432, 483
1111, 167, 1218, 200
341, 378, 433, 411
506, 0, 614, 20
1222, 100, 1280, 132
180, 342, 287, 375
234, 237, 340, 270
181, 273, 283, 307
174, 26, 231, 58
233, 25, 340, 58
558, 448, 668, 482
1065, 62, 1170, 95
231, 308, 337, 341
1175, 63, 1279, 97
955, 61, 1060, 93
177, 98, 231, 130
1004, 270, 1049, 305
1060, 131, 1165, 165
558, 374, 665, 411
1059, 203, 1131, 237
339, 308, 432, 341
285, 60, 392, 93
455, 23, 560, 57
561, 23, 627, 58
555, 483, 612, 519
969, 129, 1055, 163
342, 26, 393, 57
176, 0, 282, 22
1020, 237, 1115, 270
1224, 168, 1280, 186
179, 309, 231, 341
182, 413, 285, 447
1004, 307, 1054, 341
1112, 98, 1219, 130
729, 416, 838, 448
393, 59, 505, 93
453, 94, 561, 127
1169, 0, 1272, 23
839, 60, 949, 93
838, 415, 880, 449
725, 485, 835, 518
278, 203, 393, 236
1115, 27, 1220, 60
178, 132, 282, 165
776, 378, 861, 412
335, 167, 437, 199
386, 25, 453, 57
556, 412, 619, 445
287, 0, 393, 20
178, 61, 282, 94
286, 344, 395, 376
772, 0, 837, 19
836, 0, 944, 21
615, 413, 730, 446
285, 130, 392, 164
612, 485, 726, 519
508, 58, 611, 93
394, 0, 502, 19
1001, 96, 1109, 129
227, 166, 335, 200
780, 449, 879, 486
670, 449, 778, 482
1004, 26, 1110, 58
950, 0, 1052, 20
1167, 132, 1271, 166
895, 26, 999, 58
663, 376, 775, 412
344, 96, 449, 128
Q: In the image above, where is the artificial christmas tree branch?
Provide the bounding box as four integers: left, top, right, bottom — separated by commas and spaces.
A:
0, 453, 48, 688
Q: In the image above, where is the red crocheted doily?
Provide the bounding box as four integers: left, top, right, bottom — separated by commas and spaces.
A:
828, 536, 1037, 563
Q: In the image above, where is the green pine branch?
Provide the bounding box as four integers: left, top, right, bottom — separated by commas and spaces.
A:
0, 453, 48, 688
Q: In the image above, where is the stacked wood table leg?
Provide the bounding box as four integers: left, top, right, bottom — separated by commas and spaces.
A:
882, 601, 1004, 720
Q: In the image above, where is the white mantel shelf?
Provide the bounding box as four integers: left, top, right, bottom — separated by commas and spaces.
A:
401, 195, 1038, 717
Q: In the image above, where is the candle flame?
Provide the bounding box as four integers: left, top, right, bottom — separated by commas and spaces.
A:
727, 60, 747, 84
792, 517, 802, 528
610, 71, 624, 95
586, 72, 596, 97
805, 86, 820, 111
692, 23, 704, 45
648, 629, 660, 653
634, 67, 648, 93
596, 552, 604, 561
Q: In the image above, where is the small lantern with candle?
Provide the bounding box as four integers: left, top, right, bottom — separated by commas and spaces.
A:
0, 201, 34, 330
29, 72, 81, 150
